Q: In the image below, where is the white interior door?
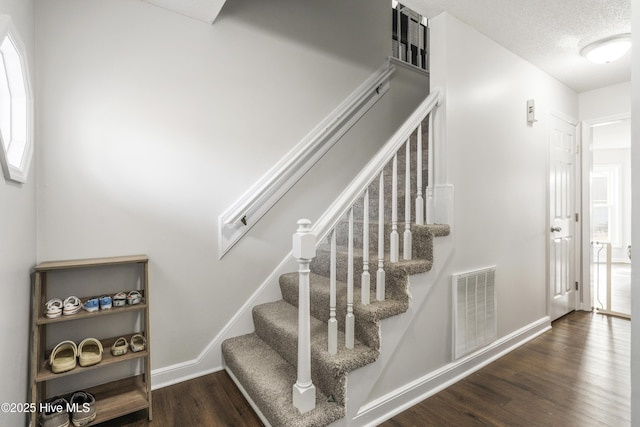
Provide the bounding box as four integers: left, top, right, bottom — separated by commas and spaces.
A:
549, 114, 578, 320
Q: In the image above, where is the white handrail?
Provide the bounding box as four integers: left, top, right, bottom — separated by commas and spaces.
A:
218, 61, 395, 258
311, 87, 443, 244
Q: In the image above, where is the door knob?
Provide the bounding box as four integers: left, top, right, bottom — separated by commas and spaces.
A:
550, 226, 562, 232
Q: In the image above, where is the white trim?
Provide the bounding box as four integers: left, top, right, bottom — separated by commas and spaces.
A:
218, 61, 395, 259
354, 316, 551, 426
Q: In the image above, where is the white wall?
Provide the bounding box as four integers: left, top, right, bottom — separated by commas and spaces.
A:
34, 0, 430, 387
0, 1, 36, 425
365, 12, 578, 402
579, 81, 631, 122
631, 0, 640, 422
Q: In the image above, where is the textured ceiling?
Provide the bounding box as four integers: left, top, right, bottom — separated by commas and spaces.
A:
403, 0, 631, 93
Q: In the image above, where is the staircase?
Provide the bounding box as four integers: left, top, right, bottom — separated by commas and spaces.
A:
222, 89, 447, 427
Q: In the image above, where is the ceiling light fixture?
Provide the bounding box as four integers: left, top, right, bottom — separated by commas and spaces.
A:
580, 34, 631, 64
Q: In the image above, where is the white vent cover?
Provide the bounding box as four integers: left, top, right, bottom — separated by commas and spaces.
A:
452, 266, 497, 360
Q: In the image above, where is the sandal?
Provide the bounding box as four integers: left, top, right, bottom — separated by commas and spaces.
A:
113, 292, 127, 307
45, 298, 63, 318
127, 290, 142, 305
78, 338, 103, 367
111, 337, 128, 356
49, 340, 77, 373
63, 296, 81, 316
130, 334, 146, 353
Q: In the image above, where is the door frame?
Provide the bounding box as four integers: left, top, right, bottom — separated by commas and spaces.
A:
547, 111, 582, 319
580, 113, 631, 313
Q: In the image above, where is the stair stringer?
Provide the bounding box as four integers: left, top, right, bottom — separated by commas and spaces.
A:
328, 231, 455, 427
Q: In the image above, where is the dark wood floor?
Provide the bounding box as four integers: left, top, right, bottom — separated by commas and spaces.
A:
104, 311, 629, 426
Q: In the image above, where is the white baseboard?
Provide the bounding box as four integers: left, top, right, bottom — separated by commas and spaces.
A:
352, 316, 551, 426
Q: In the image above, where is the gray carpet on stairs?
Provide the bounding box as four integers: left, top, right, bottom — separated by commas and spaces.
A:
222, 333, 345, 427
221, 221, 449, 427
221, 136, 450, 426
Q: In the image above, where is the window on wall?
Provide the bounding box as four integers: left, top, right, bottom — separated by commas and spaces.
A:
0, 15, 33, 183
591, 165, 621, 246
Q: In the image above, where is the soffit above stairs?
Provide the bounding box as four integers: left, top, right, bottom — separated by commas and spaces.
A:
143, 0, 226, 24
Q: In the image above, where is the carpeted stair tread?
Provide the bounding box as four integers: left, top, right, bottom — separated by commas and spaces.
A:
280, 272, 410, 323
310, 245, 433, 295
329, 223, 442, 262
222, 333, 344, 427
279, 272, 409, 350
254, 300, 378, 374
253, 300, 379, 405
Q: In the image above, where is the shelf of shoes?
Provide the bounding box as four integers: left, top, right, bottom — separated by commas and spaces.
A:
37, 333, 149, 382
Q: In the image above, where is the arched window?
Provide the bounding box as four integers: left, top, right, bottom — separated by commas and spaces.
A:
0, 15, 33, 183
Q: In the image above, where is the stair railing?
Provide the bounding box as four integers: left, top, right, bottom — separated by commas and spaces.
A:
292, 87, 443, 413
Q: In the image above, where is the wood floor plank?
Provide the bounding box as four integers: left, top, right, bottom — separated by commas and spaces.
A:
94, 311, 628, 427
381, 311, 630, 427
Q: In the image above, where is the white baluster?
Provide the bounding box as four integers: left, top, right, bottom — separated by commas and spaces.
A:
377, 172, 386, 301
415, 124, 424, 225
292, 219, 316, 414
426, 112, 435, 224
404, 139, 412, 260
390, 153, 399, 262
328, 229, 337, 355
346, 208, 355, 349
362, 189, 370, 305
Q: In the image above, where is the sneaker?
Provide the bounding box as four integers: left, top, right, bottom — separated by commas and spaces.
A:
82, 298, 99, 313
127, 290, 142, 305
63, 296, 81, 316
98, 295, 112, 310
39, 397, 69, 427
112, 292, 127, 307
69, 392, 96, 427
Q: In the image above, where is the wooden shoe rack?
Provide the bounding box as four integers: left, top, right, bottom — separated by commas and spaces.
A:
29, 255, 152, 426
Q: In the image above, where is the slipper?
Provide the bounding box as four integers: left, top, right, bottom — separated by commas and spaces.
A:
113, 292, 127, 307
111, 337, 128, 356
127, 290, 142, 305
130, 334, 146, 353
63, 296, 81, 316
49, 340, 77, 373
45, 298, 63, 318
78, 338, 103, 367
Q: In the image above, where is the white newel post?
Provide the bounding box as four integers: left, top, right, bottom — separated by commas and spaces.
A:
292, 219, 316, 414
